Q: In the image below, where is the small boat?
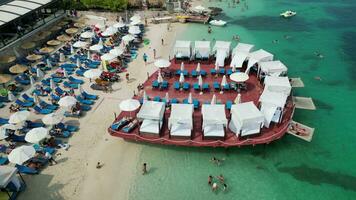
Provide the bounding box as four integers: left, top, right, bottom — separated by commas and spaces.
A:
209, 20, 227, 26
280, 10, 297, 18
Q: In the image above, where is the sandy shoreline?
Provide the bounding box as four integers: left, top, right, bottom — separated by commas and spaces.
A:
14, 14, 187, 200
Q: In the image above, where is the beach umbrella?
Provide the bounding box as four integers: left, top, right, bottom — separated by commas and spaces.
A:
113, 22, 126, 28
59, 53, 65, 62
73, 41, 88, 48
130, 20, 142, 26
143, 90, 148, 103
157, 71, 163, 83
36, 68, 44, 78
57, 34, 72, 42
87, 51, 91, 60
30, 76, 35, 86
89, 44, 103, 51
0, 55, 16, 64
65, 28, 78, 35
0, 74, 12, 84
27, 54, 42, 61
221, 75, 227, 87
0, 127, 8, 140
214, 63, 219, 71
130, 15, 141, 22
25, 127, 48, 143
46, 59, 53, 68
110, 48, 124, 56
188, 92, 193, 104
211, 94, 217, 105
76, 58, 81, 68
230, 72, 249, 82
179, 72, 185, 83
98, 38, 103, 46
9, 64, 28, 74
70, 46, 74, 54
154, 59, 171, 68
165, 92, 169, 103
232, 64, 236, 72
58, 96, 77, 107
180, 62, 184, 71
63, 70, 68, 78
9, 110, 30, 124
1, 123, 23, 131
50, 78, 55, 90
122, 34, 135, 42
128, 26, 141, 35
20, 42, 35, 50
198, 75, 203, 86
81, 31, 94, 39
33, 93, 40, 105
7, 91, 16, 101
47, 40, 61, 46
42, 113, 64, 125
196, 63, 201, 72
101, 53, 116, 61
119, 99, 140, 112
234, 93, 241, 104
84, 69, 102, 79
8, 145, 36, 165
39, 47, 54, 54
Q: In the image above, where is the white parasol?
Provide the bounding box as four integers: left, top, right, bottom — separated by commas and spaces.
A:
89, 44, 103, 51
25, 127, 48, 143
76, 58, 81, 67
46, 59, 52, 68
84, 69, 102, 79
101, 53, 116, 61
113, 22, 126, 28
122, 34, 135, 42
234, 93, 241, 104
230, 72, 249, 82
179, 73, 185, 83
9, 110, 30, 124
196, 63, 201, 72
50, 78, 55, 90
180, 62, 184, 71
110, 48, 124, 56
119, 99, 140, 111
221, 75, 227, 87
165, 92, 169, 103
30, 76, 35, 86
70, 46, 74, 54
154, 59, 171, 68
58, 96, 77, 107
8, 145, 36, 165
157, 71, 163, 83
73, 41, 88, 48
80, 31, 94, 39
63, 70, 68, 78
198, 75, 203, 86
42, 113, 64, 125
187, 92, 193, 104
211, 94, 217, 105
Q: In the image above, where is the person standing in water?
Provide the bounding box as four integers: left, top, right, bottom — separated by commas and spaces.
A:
208, 26, 212, 34
142, 163, 148, 175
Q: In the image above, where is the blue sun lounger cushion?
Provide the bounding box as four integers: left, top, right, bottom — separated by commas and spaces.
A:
16, 164, 38, 174
191, 70, 198, 77
122, 121, 138, 133
193, 99, 200, 109
77, 96, 94, 105
152, 80, 159, 88
34, 106, 53, 114
223, 84, 230, 90
213, 82, 220, 90
210, 69, 216, 75
174, 82, 180, 90
0, 156, 8, 165
227, 68, 233, 75
193, 83, 200, 90
226, 100, 233, 110
171, 98, 178, 104
200, 70, 207, 76
15, 99, 34, 107
82, 91, 98, 100
153, 96, 161, 102
111, 118, 130, 130
219, 68, 225, 75
161, 81, 168, 89
202, 83, 209, 90
183, 82, 190, 90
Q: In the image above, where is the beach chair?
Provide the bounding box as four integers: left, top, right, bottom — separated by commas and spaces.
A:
171, 98, 179, 104
213, 82, 220, 90
15, 99, 34, 107
41, 78, 50, 86
174, 82, 180, 90
193, 99, 200, 109
57, 122, 79, 132
191, 70, 198, 77
161, 81, 169, 89
210, 69, 216, 75
63, 81, 79, 89
33, 144, 55, 155
175, 69, 181, 76
15, 77, 30, 85
22, 93, 34, 102
68, 76, 84, 84
193, 83, 200, 90
0, 118, 9, 125
55, 87, 66, 96
34, 106, 53, 114
39, 101, 58, 110
183, 82, 190, 90
153, 96, 161, 102
122, 120, 139, 133
50, 93, 60, 101
10, 134, 26, 142
111, 118, 131, 130
202, 83, 209, 91
15, 165, 39, 174
152, 80, 159, 88
81, 104, 91, 111
0, 156, 8, 165
200, 70, 207, 76
82, 91, 98, 100
227, 68, 233, 75
219, 68, 225, 75
77, 96, 94, 105
26, 120, 45, 128
226, 100, 233, 110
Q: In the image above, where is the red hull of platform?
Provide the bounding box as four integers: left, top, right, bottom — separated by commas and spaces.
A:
108, 59, 295, 147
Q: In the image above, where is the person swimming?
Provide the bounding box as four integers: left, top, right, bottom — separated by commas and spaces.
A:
208, 26, 212, 34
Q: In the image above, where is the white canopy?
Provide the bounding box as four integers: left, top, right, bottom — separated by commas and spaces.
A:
201, 104, 227, 137
174, 40, 191, 58
194, 41, 210, 59
230, 51, 248, 68
259, 89, 288, 108
137, 101, 165, 121
232, 43, 254, 55
247, 49, 273, 72
213, 41, 231, 67
259, 89, 288, 128
128, 26, 141, 35
264, 76, 291, 95
168, 104, 194, 137
259, 60, 288, 77
229, 102, 264, 136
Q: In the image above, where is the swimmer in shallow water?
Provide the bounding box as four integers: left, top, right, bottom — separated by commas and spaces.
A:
314, 76, 322, 81
314, 51, 324, 58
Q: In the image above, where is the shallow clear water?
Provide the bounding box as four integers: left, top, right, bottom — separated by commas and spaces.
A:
128, 0, 356, 199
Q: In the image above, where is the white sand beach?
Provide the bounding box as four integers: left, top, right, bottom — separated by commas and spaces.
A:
14, 18, 186, 200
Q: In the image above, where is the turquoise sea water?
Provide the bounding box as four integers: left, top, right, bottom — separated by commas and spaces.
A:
128, 0, 356, 199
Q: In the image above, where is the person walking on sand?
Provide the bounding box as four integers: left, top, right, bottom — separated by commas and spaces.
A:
143, 53, 148, 65
126, 73, 130, 82
153, 48, 156, 59
142, 163, 148, 175
161, 38, 164, 45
